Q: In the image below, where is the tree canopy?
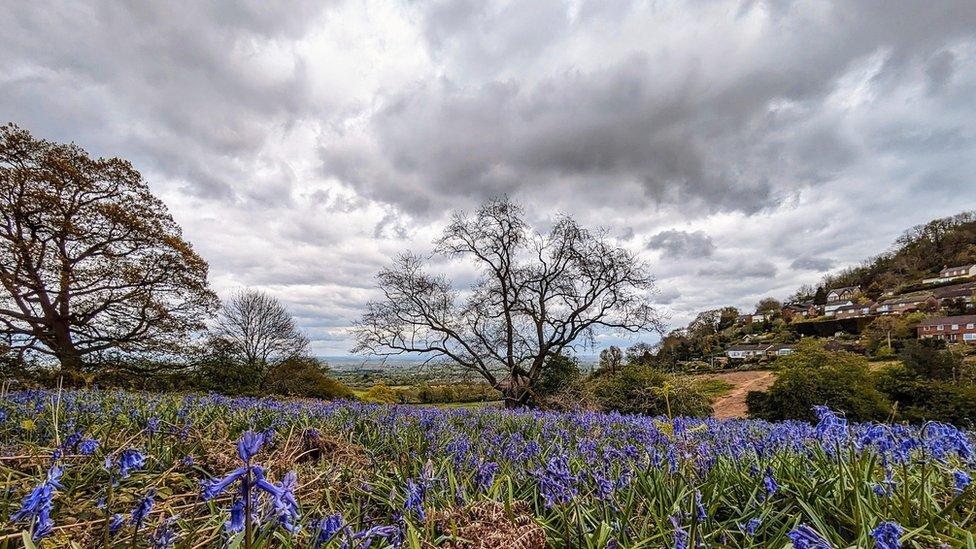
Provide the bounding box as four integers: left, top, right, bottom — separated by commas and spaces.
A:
0, 124, 217, 374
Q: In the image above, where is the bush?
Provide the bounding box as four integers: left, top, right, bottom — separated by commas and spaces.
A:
362, 383, 400, 404
532, 353, 585, 409
588, 365, 713, 417
747, 340, 890, 422
899, 338, 965, 381
263, 356, 354, 400
876, 364, 976, 425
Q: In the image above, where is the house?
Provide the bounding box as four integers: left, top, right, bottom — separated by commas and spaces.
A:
826, 286, 861, 302
767, 343, 796, 356
782, 302, 819, 319
917, 315, 976, 344
824, 286, 861, 317
922, 264, 976, 285
875, 293, 933, 315
725, 344, 772, 359
832, 304, 871, 319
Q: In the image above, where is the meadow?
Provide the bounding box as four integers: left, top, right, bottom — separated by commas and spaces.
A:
1, 389, 974, 548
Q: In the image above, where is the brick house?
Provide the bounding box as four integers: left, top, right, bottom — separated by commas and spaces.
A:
917, 315, 976, 344
923, 264, 976, 285
832, 304, 871, 319
875, 293, 935, 315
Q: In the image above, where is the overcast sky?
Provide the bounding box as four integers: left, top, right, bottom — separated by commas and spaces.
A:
3, 1, 976, 356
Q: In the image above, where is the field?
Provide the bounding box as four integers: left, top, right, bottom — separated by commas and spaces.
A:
1, 390, 975, 548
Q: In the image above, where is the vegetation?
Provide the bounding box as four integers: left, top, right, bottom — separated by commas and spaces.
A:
746, 340, 890, 423
2, 389, 974, 547
0, 124, 218, 377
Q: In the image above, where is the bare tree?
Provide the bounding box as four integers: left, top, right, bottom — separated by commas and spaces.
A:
354, 198, 661, 407
0, 124, 218, 374
216, 289, 309, 376
598, 345, 623, 375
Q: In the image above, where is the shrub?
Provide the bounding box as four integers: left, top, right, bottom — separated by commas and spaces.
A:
589, 365, 713, 417
747, 340, 890, 422
362, 383, 400, 404
876, 364, 976, 425
263, 356, 354, 400
532, 353, 585, 409
898, 338, 965, 381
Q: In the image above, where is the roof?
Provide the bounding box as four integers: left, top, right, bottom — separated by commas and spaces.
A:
878, 293, 932, 306
726, 344, 772, 352
828, 286, 860, 294
933, 282, 976, 299
769, 343, 795, 351
940, 264, 976, 276
918, 315, 976, 327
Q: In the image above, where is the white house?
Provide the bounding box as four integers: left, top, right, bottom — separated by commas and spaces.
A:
725, 344, 772, 359
923, 264, 976, 285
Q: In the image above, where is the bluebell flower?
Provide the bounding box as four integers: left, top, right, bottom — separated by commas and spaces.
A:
108, 448, 146, 479
669, 514, 688, 549
271, 470, 300, 533
404, 478, 426, 520
738, 517, 761, 537
130, 488, 156, 530
237, 430, 264, 463
763, 467, 779, 496
148, 515, 179, 548
871, 521, 902, 549
953, 470, 972, 495
78, 438, 99, 455
109, 513, 125, 535
10, 464, 63, 542
787, 524, 832, 549
314, 513, 344, 548
225, 499, 245, 533
475, 461, 499, 493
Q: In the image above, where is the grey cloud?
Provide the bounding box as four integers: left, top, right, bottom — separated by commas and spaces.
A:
790, 256, 836, 272
700, 260, 778, 281
647, 230, 716, 259
320, 0, 976, 216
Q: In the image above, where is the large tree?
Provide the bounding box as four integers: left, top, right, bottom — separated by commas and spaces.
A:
354, 198, 661, 407
0, 124, 217, 373
214, 289, 310, 376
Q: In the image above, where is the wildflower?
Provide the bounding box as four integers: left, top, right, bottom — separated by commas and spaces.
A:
475, 461, 499, 492
787, 524, 832, 549
314, 514, 344, 548
78, 438, 99, 455
10, 464, 64, 542
871, 521, 902, 549
404, 478, 426, 520
271, 470, 301, 533
148, 516, 180, 548
225, 499, 245, 533
130, 488, 156, 530
237, 430, 264, 463
109, 513, 125, 535
537, 452, 577, 508
953, 470, 972, 495
108, 448, 145, 479
763, 467, 779, 497
738, 518, 761, 537
669, 514, 688, 549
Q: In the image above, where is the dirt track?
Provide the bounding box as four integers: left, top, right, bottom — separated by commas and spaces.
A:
699, 370, 775, 420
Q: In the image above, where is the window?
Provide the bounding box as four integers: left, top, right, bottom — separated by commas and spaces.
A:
964, 333, 975, 341
938, 325, 944, 331
968, 323, 975, 329
952, 324, 960, 330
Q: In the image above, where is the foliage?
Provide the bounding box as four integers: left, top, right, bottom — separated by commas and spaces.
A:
362, 383, 400, 404
747, 340, 890, 422
263, 356, 354, 400
0, 124, 218, 373
589, 365, 713, 417
1, 389, 975, 547
876, 365, 976, 426
899, 338, 967, 381
532, 353, 584, 408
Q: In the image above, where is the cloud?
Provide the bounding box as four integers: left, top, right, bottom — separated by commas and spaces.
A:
3, 0, 976, 355
647, 230, 716, 259
790, 256, 837, 272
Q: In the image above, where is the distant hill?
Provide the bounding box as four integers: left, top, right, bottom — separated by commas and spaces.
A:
805, 211, 976, 300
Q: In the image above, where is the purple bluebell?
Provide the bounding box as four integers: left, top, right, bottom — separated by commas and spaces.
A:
10, 464, 63, 542
130, 488, 156, 530
314, 513, 344, 548
787, 524, 832, 549
953, 470, 972, 494
871, 521, 902, 549
78, 438, 99, 455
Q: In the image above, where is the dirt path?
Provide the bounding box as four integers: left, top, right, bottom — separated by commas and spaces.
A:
699, 370, 775, 420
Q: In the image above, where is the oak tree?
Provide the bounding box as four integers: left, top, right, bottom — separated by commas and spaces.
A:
0, 124, 217, 374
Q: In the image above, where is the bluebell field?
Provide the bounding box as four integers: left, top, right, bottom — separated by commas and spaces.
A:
1, 390, 974, 548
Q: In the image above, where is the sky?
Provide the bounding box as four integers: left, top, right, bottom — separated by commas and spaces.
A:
3, 0, 976, 356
